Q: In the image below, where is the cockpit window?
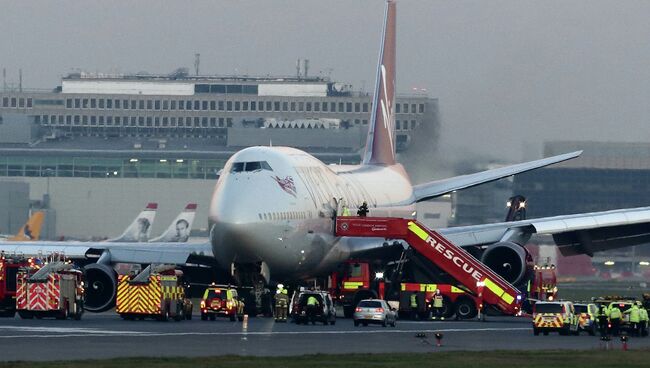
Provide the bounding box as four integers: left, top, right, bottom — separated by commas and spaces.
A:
230, 161, 273, 173
245, 161, 261, 172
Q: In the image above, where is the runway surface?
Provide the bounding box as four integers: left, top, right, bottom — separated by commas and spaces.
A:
2, 312, 650, 361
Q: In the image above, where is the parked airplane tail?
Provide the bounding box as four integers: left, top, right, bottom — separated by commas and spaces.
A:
362, 0, 397, 166
7, 211, 46, 241
149, 203, 197, 243
106, 203, 157, 242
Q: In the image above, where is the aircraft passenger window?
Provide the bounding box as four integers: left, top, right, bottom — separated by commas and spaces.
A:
230, 162, 244, 173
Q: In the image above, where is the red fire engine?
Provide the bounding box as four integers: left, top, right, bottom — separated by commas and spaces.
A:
0, 253, 33, 317
16, 260, 85, 320
529, 264, 558, 301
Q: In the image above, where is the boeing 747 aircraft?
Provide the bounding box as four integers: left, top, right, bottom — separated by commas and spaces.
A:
1, 0, 649, 313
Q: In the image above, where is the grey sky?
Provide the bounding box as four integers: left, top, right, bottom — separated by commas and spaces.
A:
2, 0, 650, 161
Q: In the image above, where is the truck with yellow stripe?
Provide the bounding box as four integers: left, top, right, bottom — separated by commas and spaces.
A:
533, 301, 579, 335
116, 264, 192, 321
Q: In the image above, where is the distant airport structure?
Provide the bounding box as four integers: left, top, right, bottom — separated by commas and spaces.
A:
0, 70, 438, 238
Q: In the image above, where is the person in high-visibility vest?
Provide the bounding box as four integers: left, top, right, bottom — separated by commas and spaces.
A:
432, 289, 444, 320
626, 303, 641, 336
596, 305, 608, 337
609, 304, 622, 336
342, 205, 351, 217
639, 304, 649, 337
274, 285, 289, 322
409, 293, 418, 320
306, 294, 320, 325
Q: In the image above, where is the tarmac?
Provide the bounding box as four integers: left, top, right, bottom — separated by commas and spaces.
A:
1, 312, 650, 361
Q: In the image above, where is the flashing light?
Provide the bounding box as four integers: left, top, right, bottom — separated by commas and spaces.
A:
519, 201, 526, 209
476, 281, 485, 287
277, 283, 284, 290
506, 201, 512, 207
159, 159, 167, 163
639, 261, 650, 266
604, 261, 615, 266
375, 272, 384, 279
516, 295, 522, 301
176, 159, 184, 163
355, 307, 362, 313
129, 158, 138, 163
548, 295, 554, 301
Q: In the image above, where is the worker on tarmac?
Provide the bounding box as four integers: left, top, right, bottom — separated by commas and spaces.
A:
597, 305, 609, 337
357, 201, 369, 217
306, 294, 320, 325
639, 303, 649, 337
341, 202, 351, 217
432, 289, 444, 320
274, 284, 289, 322
410, 293, 418, 320
609, 304, 622, 336
626, 303, 641, 337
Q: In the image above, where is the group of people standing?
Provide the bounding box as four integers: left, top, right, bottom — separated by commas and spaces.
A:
597, 302, 648, 337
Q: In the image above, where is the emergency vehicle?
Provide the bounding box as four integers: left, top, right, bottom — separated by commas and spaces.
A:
0, 254, 33, 317
532, 301, 579, 336
335, 218, 524, 318
200, 284, 244, 321
529, 264, 558, 301
574, 302, 598, 336
399, 283, 479, 319
116, 264, 192, 321
16, 259, 85, 320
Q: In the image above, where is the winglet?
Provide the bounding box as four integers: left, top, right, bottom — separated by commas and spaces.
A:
185, 203, 198, 211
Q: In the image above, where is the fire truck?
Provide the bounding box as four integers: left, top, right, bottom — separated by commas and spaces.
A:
0, 253, 33, 317
529, 264, 558, 301
335, 217, 525, 318
16, 259, 85, 320
116, 264, 193, 321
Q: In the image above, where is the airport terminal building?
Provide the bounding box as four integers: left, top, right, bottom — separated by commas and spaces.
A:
0, 71, 438, 239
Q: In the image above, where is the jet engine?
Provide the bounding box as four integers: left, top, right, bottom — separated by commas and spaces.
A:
83, 263, 117, 312
480, 241, 530, 285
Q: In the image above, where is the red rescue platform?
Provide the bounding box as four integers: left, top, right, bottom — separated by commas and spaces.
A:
335, 217, 523, 315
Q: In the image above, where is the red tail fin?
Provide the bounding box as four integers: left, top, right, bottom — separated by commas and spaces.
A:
362, 0, 396, 166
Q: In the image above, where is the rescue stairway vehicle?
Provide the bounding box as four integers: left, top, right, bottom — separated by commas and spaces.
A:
335, 217, 523, 315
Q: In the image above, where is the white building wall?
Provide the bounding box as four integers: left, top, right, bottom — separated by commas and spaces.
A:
62, 80, 195, 96
1, 177, 216, 239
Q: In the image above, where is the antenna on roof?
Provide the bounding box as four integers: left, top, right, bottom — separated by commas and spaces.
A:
2, 68, 6, 92
194, 53, 200, 76
19, 69, 23, 93
303, 59, 309, 78
296, 58, 301, 79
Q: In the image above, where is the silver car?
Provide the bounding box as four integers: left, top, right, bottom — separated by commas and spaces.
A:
353, 299, 397, 327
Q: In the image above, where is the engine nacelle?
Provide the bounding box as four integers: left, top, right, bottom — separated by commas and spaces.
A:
83, 263, 117, 312
480, 241, 529, 285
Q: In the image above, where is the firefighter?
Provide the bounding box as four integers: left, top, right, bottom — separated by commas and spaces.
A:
609, 304, 622, 336
432, 289, 444, 320
639, 303, 649, 337
357, 201, 369, 217
626, 303, 641, 337
410, 293, 418, 320
597, 304, 609, 337
306, 294, 319, 325
274, 284, 289, 322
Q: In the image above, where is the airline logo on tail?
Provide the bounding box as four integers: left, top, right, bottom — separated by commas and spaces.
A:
8, 211, 46, 241
106, 203, 157, 242
149, 203, 197, 243
363, 0, 396, 166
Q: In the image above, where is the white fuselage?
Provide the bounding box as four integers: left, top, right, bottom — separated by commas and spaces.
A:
208, 146, 416, 279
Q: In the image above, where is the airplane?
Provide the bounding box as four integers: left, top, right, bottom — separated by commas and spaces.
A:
149, 204, 197, 243
1, 0, 650, 314
0, 211, 46, 241
106, 203, 157, 242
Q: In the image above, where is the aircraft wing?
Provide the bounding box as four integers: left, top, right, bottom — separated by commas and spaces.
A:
0, 241, 214, 265
438, 206, 650, 256
412, 151, 582, 202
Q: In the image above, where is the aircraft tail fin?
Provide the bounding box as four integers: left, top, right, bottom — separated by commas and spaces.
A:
106, 203, 157, 242
362, 0, 397, 166
8, 211, 46, 241
149, 203, 197, 243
